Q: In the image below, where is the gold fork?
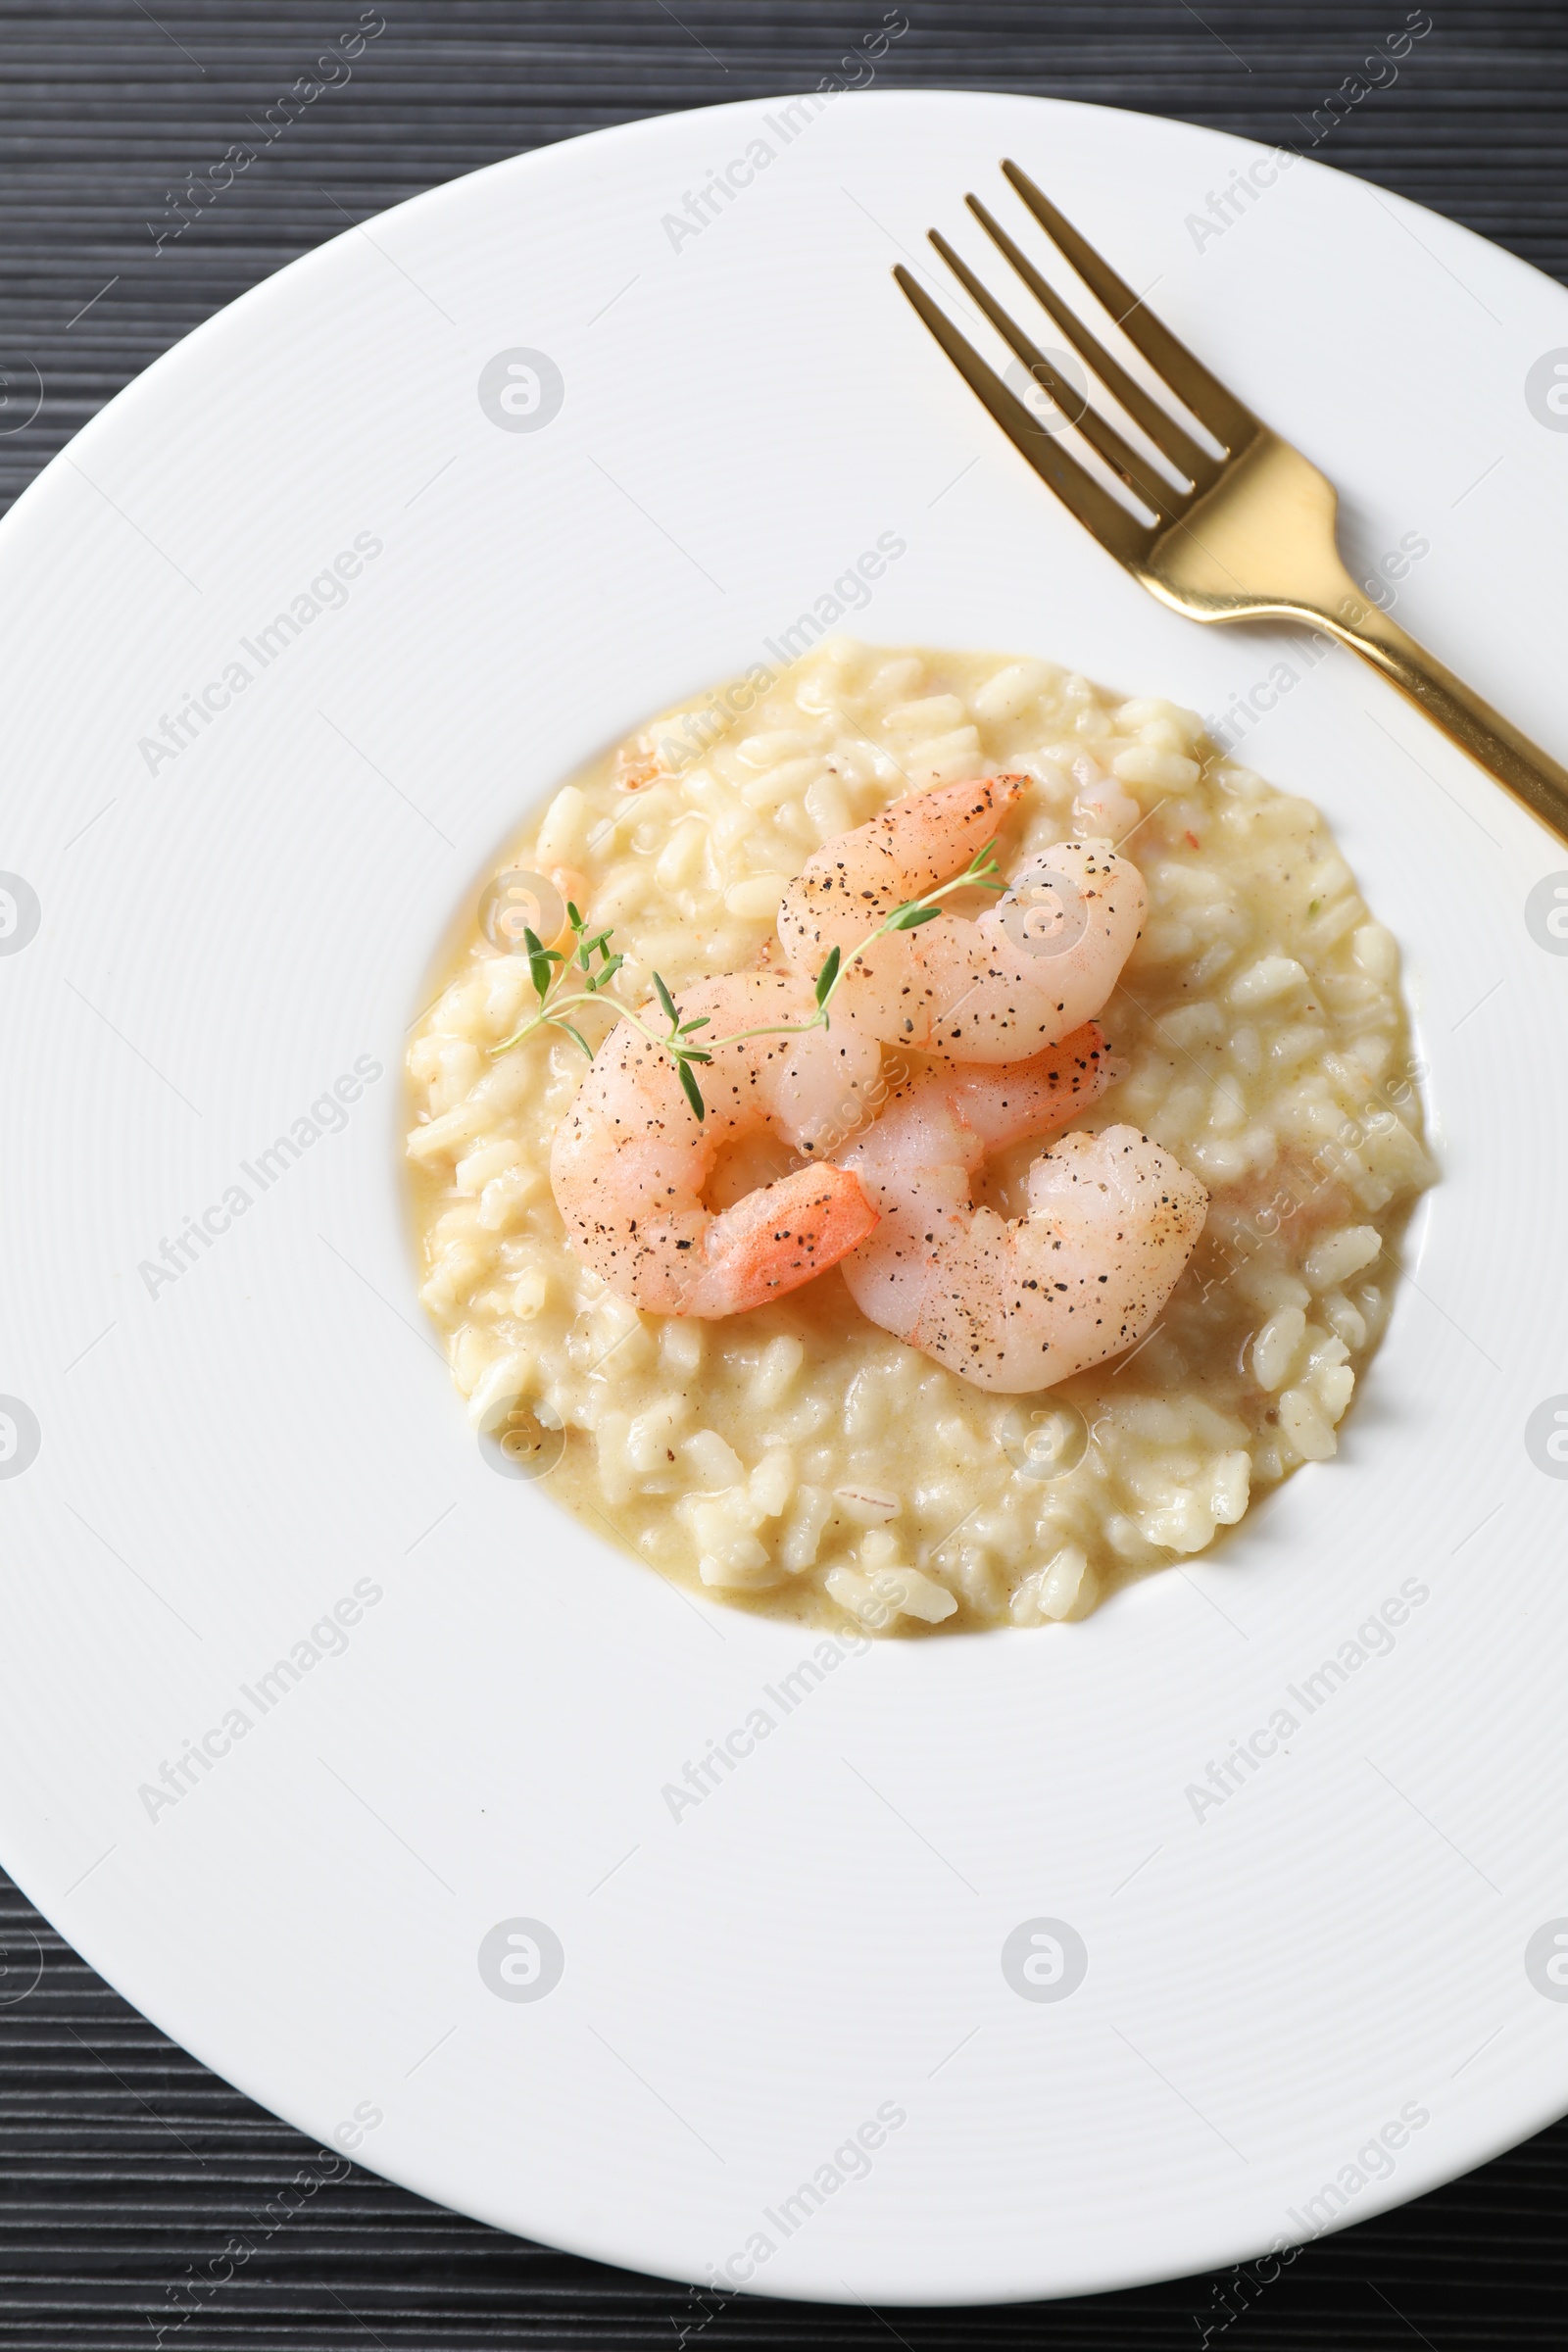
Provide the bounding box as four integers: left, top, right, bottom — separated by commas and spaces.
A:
896, 162, 1568, 848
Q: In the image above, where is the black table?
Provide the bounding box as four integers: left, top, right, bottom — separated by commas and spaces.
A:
3, 5, 1566, 2342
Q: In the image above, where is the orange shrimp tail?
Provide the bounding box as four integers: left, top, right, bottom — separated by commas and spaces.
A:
688, 1164, 879, 1317
874, 771, 1025, 887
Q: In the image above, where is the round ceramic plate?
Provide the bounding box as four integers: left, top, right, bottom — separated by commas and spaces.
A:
3, 87, 1568, 2308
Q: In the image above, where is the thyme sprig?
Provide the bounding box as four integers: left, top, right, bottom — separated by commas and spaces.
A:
491, 840, 1004, 1118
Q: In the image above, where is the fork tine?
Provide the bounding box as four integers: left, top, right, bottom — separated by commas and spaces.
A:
929, 228, 1185, 526
893, 265, 1156, 568
1001, 161, 1258, 456
963, 197, 1220, 495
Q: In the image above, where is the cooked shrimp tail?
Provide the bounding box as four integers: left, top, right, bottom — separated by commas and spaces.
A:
682, 1162, 877, 1317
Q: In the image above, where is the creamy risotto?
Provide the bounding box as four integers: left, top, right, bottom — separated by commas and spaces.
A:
405, 640, 1434, 1634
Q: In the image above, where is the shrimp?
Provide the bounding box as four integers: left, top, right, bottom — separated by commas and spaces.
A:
776, 773, 1147, 1059
836, 1033, 1207, 1391
551, 971, 883, 1317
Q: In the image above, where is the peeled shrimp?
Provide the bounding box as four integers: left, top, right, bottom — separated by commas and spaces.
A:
776, 773, 1147, 1059
837, 1034, 1207, 1391
551, 971, 882, 1317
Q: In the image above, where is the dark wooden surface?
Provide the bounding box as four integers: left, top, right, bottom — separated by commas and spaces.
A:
3, 3, 1568, 2341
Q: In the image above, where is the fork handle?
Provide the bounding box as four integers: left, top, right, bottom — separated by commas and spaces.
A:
1327, 600, 1568, 851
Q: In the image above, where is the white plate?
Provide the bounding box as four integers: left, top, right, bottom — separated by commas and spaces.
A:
3, 89, 1568, 2308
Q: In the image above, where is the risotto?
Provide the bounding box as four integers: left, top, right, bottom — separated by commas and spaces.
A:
404, 639, 1434, 1634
